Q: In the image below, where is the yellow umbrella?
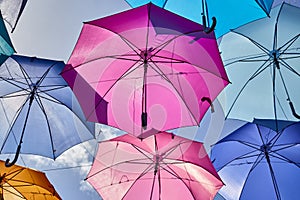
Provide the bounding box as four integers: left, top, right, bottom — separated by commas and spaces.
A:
0, 161, 61, 200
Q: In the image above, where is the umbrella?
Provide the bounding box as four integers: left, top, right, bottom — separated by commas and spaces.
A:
124, 0, 274, 38
62, 3, 229, 138
0, 0, 28, 33
0, 10, 15, 63
218, 3, 300, 122
273, 0, 300, 8
0, 55, 95, 167
86, 131, 223, 200
0, 160, 61, 199
210, 119, 300, 200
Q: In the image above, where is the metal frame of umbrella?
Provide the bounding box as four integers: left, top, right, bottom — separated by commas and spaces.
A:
86, 131, 223, 200
211, 119, 300, 200
219, 3, 300, 123
62, 3, 229, 138
0, 55, 95, 167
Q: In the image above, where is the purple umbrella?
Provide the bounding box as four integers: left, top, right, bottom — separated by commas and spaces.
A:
62, 3, 229, 138
211, 119, 300, 200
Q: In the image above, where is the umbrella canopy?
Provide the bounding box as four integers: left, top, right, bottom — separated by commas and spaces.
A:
0, 55, 95, 167
0, 10, 15, 63
0, 0, 28, 33
273, 0, 300, 8
62, 3, 229, 138
86, 131, 223, 200
210, 119, 300, 200
0, 160, 61, 200
219, 3, 300, 122
124, 0, 274, 38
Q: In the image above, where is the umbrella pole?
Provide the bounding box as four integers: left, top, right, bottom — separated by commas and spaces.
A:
201, 0, 216, 33
263, 147, 281, 200
142, 61, 148, 130
5, 90, 35, 167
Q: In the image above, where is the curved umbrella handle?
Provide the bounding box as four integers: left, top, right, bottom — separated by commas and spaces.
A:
5, 144, 21, 167
289, 101, 300, 119
201, 97, 215, 112
202, 16, 217, 34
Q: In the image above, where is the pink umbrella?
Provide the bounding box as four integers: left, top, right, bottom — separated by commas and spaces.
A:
86, 131, 223, 200
62, 3, 229, 138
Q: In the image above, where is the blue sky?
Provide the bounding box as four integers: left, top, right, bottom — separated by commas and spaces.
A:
6, 1, 229, 199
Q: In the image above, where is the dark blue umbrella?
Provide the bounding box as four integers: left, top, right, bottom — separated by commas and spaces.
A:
0, 55, 95, 166
211, 119, 300, 200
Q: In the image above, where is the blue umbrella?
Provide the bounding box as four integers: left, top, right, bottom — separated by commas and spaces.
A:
0, 55, 95, 167
211, 119, 300, 200
124, 0, 274, 38
219, 3, 300, 121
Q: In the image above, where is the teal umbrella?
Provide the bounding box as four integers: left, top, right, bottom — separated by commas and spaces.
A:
0, 11, 15, 64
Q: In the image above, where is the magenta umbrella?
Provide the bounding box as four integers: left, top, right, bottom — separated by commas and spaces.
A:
86, 131, 223, 200
62, 3, 229, 138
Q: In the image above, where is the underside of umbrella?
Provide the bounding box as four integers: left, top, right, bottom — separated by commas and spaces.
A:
219, 3, 300, 122
0, 160, 61, 199
86, 132, 223, 200
62, 3, 229, 138
0, 55, 95, 166
211, 120, 300, 200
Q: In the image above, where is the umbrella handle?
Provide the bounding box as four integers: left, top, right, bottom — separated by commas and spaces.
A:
5, 144, 21, 167
289, 101, 300, 119
201, 97, 214, 112
142, 112, 147, 130
202, 16, 217, 34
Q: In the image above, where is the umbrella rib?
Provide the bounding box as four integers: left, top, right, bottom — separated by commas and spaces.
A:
147, 62, 199, 125
270, 151, 300, 168
159, 164, 198, 200
87, 60, 143, 120
225, 60, 271, 119
1, 185, 26, 199
224, 53, 268, 66
87, 157, 153, 180
279, 34, 300, 54
131, 144, 153, 161
149, 32, 230, 81
67, 54, 141, 70
34, 93, 56, 158
232, 30, 270, 55
0, 96, 30, 152
120, 166, 157, 200
86, 23, 142, 60
34, 92, 95, 137
0, 76, 30, 92
0, 92, 29, 99
280, 59, 300, 77
218, 150, 261, 170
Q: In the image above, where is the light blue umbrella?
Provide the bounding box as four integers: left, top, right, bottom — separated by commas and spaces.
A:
219, 3, 300, 122
124, 0, 274, 38
0, 55, 95, 167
